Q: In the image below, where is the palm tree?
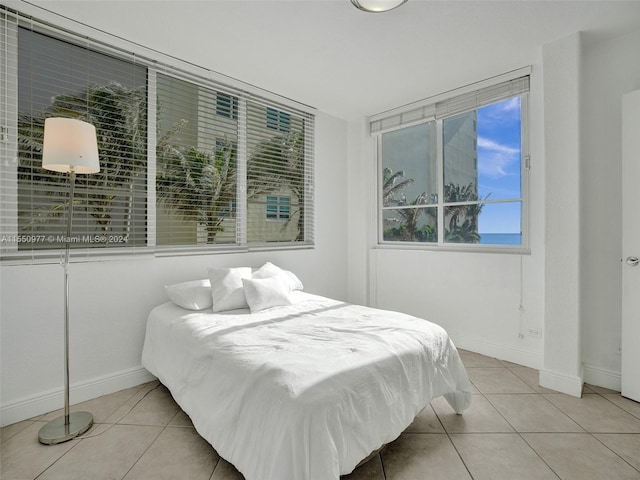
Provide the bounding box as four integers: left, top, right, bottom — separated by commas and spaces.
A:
382, 166, 414, 207
246, 131, 306, 241
382, 168, 435, 241
156, 140, 236, 243
156, 129, 306, 244
395, 192, 428, 241
445, 218, 482, 243
17, 82, 147, 242
444, 182, 488, 243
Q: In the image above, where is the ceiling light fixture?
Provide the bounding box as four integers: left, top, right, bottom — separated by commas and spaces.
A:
351, 0, 408, 13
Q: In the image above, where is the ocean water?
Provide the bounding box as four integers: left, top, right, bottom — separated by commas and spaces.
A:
479, 233, 522, 246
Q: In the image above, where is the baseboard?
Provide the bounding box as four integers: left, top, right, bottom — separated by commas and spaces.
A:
0, 366, 157, 427
539, 367, 583, 397
583, 363, 622, 392
451, 333, 543, 370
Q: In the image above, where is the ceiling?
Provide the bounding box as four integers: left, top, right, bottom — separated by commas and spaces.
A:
17, 0, 640, 120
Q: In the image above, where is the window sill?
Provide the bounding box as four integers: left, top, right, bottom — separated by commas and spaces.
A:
375, 242, 531, 255
1, 242, 315, 265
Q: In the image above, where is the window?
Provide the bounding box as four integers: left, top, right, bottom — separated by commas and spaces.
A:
381, 121, 438, 242
266, 196, 290, 220
155, 79, 312, 247
374, 71, 529, 250
14, 27, 148, 252
216, 92, 238, 120
155, 74, 239, 246
0, 8, 314, 261
266, 107, 290, 132
247, 102, 307, 243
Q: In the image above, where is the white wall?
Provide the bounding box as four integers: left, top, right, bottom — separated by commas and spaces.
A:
580, 28, 640, 389
540, 32, 584, 396
346, 27, 640, 396
539, 28, 640, 394
371, 249, 544, 369
346, 118, 373, 306
0, 111, 348, 426
346, 56, 547, 371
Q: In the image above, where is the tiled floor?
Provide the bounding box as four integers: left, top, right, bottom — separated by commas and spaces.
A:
2, 350, 640, 479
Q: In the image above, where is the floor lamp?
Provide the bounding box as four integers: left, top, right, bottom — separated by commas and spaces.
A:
38, 118, 100, 445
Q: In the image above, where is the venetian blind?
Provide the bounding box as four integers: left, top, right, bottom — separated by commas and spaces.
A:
1, 13, 149, 260
154, 76, 314, 250
245, 101, 314, 245
370, 68, 531, 134
0, 11, 19, 258
1, 6, 315, 260
155, 73, 240, 247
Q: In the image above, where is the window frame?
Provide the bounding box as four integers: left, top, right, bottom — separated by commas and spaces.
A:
373, 69, 531, 254
0, 7, 315, 263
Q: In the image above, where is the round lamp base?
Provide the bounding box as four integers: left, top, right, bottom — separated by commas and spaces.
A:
38, 411, 93, 445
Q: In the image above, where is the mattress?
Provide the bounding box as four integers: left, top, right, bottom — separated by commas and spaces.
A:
141, 291, 472, 480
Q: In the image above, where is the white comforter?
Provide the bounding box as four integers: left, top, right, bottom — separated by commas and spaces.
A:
141, 292, 471, 480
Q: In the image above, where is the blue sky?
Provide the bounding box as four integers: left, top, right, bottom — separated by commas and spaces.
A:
476, 97, 522, 234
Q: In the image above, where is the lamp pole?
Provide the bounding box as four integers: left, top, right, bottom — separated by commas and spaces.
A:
38, 118, 96, 445
39, 168, 93, 444
63, 169, 75, 427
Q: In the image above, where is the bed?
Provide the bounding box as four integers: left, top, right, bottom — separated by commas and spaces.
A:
141, 263, 472, 480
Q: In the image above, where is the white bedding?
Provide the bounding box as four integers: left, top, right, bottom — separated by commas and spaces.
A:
141, 291, 472, 480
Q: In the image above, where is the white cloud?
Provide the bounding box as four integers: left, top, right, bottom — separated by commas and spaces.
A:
478, 137, 518, 155
477, 137, 519, 178
480, 97, 521, 122
499, 97, 521, 112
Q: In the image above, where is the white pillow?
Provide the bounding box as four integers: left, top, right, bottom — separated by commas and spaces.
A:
242, 276, 292, 312
165, 279, 212, 310
208, 267, 252, 312
252, 262, 304, 291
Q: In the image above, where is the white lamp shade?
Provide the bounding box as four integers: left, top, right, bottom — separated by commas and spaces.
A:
42, 118, 100, 174
351, 0, 407, 12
